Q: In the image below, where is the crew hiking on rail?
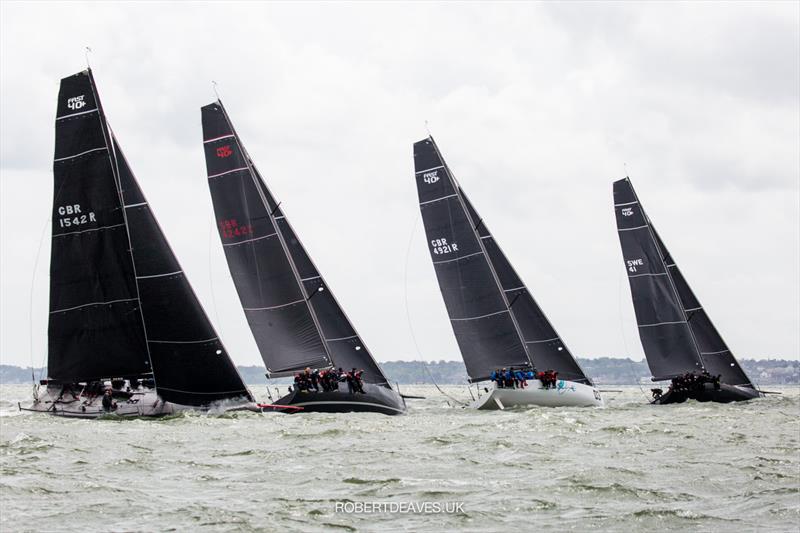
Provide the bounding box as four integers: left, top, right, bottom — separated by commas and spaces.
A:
490, 367, 559, 389
292, 367, 366, 394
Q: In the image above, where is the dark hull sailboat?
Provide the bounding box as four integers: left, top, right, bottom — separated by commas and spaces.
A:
22, 70, 255, 418
201, 100, 405, 416
613, 177, 763, 404
413, 137, 602, 409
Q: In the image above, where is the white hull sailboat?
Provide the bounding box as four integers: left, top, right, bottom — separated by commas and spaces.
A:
471, 380, 604, 410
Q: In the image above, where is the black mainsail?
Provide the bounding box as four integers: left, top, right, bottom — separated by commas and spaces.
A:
414, 136, 592, 385
201, 100, 389, 385
49, 69, 252, 406
613, 177, 755, 388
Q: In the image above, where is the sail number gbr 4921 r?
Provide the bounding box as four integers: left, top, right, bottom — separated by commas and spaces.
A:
431, 237, 459, 256
56, 204, 96, 228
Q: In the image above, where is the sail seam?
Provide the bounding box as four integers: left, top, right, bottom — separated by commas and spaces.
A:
503, 286, 527, 292
136, 270, 182, 280
53, 222, 126, 237
301, 276, 321, 282
614, 200, 639, 207
124, 202, 147, 208
273, 215, 285, 220
450, 309, 509, 322
222, 233, 277, 247
56, 108, 99, 120
638, 320, 687, 328
148, 337, 219, 344
243, 299, 305, 311
684, 306, 702, 312
433, 251, 484, 265
700, 350, 730, 355
50, 298, 138, 314
203, 134, 235, 144
208, 167, 248, 179
415, 165, 444, 174
526, 337, 560, 344
54, 146, 106, 162
325, 334, 358, 342
618, 224, 649, 232
419, 193, 457, 206
628, 272, 668, 278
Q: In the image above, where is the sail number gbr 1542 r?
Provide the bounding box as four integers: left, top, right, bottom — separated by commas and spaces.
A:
57, 204, 96, 228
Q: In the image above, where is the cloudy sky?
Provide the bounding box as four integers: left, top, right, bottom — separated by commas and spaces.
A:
1, 2, 798, 371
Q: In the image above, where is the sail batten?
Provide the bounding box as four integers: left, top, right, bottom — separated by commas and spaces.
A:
613, 177, 755, 388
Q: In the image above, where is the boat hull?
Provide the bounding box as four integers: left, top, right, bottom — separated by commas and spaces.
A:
272, 382, 406, 415
653, 382, 763, 404
19, 386, 257, 419
470, 380, 604, 409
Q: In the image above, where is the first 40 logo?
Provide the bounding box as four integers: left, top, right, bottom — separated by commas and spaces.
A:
67, 95, 86, 110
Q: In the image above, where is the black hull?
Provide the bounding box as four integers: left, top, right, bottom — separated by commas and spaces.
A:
653, 382, 762, 404
273, 383, 406, 415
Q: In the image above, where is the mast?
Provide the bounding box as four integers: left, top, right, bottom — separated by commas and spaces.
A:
216, 102, 336, 372
428, 137, 536, 370
49, 69, 252, 404
616, 177, 754, 387
202, 100, 390, 384
414, 137, 531, 381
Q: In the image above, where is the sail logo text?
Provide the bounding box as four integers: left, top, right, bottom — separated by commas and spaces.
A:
219, 218, 254, 239
621, 207, 634, 217
627, 258, 644, 273
431, 238, 458, 255
66, 95, 86, 110
422, 171, 440, 184
57, 204, 96, 228
216, 145, 233, 158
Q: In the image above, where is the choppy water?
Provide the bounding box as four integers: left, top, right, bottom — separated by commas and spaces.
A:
1, 384, 798, 532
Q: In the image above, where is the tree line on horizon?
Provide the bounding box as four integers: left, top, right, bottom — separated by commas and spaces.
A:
1, 357, 798, 385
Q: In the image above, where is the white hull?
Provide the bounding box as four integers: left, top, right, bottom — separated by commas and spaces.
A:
20, 387, 258, 419
470, 380, 604, 409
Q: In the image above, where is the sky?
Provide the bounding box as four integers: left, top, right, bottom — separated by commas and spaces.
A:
1, 2, 798, 370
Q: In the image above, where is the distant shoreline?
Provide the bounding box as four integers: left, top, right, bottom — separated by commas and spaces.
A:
2, 358, 797, 386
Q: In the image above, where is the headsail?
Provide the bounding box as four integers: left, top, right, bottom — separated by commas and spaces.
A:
201, 101, 389, 384
613, 177, 754, 387
460, 192, 592, 384
414, 137, 591, 384
49, 70, 252, 405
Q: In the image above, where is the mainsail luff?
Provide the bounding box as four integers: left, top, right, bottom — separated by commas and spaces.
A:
202, 101, 389, 384
414, 137, 532, 381
614, 177, 754, 387
48, 69, 252, 405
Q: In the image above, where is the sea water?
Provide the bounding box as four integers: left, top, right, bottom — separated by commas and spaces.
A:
1, 384, 798, 532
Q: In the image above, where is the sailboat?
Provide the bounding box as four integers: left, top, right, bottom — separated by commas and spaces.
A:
200, 100, 406, 415
613, 177, 763, 403
413, 136, 603, 409
21, 70, 256, 418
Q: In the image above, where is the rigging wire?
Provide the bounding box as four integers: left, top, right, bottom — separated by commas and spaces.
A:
29, 215, 51, 392
403, 214, 467, 407
84, 47, 92, 69
618, 266, 651, 402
